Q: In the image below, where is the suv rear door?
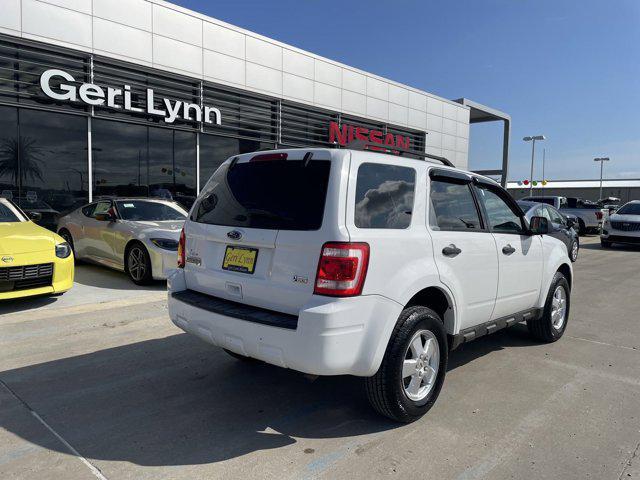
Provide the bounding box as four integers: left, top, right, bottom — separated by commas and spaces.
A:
427, 169, 499, 330
183, 149, 348, 315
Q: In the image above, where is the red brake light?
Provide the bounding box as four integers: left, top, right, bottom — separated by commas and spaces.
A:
177, 228, 186, 268
250, 152, 287, 162
595, 211, 603, 220
314, 242, 369, 297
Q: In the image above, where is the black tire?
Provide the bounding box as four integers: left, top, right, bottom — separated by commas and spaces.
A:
569, 240, 579, 262
365, 306, 448, 423
577, 219, 586, 236
125, 242, 153, 285
223, 349, 260, 362
527, 272, 570, 342
58, 229, 75, 256
601, 239, 612, 248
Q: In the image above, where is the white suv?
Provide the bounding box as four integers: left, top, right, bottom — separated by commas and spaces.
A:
168, 148, 573, 422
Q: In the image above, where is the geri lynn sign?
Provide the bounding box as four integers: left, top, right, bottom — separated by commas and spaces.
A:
40, 69, 222, 126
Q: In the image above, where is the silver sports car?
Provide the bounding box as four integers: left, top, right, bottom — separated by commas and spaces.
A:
57, 198, 187, 284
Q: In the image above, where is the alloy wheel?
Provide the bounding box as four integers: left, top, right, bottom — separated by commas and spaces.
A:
128, 247, 147, 282
551, 285, 567, 330
402, 329, 440, 402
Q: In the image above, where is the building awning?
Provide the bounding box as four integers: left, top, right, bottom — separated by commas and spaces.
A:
454, 98, 511, 186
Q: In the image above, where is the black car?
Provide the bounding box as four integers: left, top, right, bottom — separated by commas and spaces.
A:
518, 200, 579, 262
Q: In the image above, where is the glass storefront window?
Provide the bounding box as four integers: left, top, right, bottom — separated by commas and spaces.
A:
0, 106, 18, 201
148, 128, 197, 208
199, 134, 274, 188
92, 119, 196, 209
0, 105, 88, 231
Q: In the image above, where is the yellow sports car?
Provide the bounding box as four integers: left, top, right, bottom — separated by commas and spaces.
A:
0, 197, 74, 300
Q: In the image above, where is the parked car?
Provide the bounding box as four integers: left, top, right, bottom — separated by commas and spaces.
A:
526, 195, 603, 235
167, 147, 573, 423
518, 201, 579, 262
57, 198, 188, 284
14, 197, 60, 232
0, 197, 74, 300
601, 200, 640, 248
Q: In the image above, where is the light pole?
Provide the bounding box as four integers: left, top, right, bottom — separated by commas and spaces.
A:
594, 157, 610, 201
523, 135, 545, 196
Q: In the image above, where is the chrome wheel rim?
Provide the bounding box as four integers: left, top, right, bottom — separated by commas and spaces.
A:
571, 242, 578, 261
551, 285, 567, 330
128, 247, 147, 281
402, 329, 440, 402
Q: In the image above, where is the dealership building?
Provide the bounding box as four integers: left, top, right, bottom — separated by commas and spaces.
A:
0, 0, 510, 226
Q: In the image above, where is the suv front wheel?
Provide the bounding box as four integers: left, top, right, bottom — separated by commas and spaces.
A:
527, 272, 570, 342
365, 306, 448, 423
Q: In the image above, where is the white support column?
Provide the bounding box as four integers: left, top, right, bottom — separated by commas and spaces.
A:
87, 116, 93, 202
196, 131, 200, 194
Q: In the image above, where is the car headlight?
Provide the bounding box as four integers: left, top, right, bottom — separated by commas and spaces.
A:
55, 242, 72, 259
150, 238, 179, 251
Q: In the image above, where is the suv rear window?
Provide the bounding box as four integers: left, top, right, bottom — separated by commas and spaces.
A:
193, 158, 331, 230
355, 163, 415, 229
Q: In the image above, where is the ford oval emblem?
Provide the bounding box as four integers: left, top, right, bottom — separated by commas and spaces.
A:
2, 256, 13, 263
227, 230, 242, 240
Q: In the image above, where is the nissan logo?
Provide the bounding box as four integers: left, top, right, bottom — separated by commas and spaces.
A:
227, 230, 242, 240
2, 256, 13, 263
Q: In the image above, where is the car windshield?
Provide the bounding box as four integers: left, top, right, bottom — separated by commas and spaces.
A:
0, 199, 26, 222
616, 203, 640, 215
115, 201, 186, 221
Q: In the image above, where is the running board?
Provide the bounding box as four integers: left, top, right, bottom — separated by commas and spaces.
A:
449, 308, 542, 350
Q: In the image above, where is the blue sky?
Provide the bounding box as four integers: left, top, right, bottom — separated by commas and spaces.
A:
173, 0, 640, 181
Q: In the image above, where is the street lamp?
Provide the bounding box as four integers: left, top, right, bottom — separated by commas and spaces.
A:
523, 135, 545, 196
594, 157, 610, 201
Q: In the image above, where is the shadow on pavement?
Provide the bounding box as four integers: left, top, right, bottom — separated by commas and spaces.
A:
73, 263, 166, 291
0, 334, 395, 466
0, 295, 59, 316
580, 242, 640, 252
0, 324, 541, 466
448, 324, 539, 371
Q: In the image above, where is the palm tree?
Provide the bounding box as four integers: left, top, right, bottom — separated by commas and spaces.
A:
0, 135, 44, 186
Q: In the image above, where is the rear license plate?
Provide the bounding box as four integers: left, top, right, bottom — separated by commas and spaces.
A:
222, 246, 258, 274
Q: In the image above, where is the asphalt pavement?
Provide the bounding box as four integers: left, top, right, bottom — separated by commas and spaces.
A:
0, 237, 639, 479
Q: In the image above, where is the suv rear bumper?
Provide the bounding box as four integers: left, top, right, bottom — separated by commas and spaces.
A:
168, 273, 403, 377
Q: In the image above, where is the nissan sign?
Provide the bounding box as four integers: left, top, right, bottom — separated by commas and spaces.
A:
328, 121, 411, 149
40, 69, 222, 126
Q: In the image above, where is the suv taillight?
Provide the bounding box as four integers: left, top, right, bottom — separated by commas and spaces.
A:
314, 242, 369, 297
595, 211, 603, 220
177, 228, 186, 268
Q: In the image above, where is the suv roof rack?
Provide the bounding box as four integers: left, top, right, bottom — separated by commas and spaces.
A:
344, 140, 455, 167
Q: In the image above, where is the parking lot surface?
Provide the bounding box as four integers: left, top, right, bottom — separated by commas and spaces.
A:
1, 237, 639, 479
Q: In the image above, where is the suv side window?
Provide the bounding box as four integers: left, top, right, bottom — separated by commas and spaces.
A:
354, 163, 415, 229
475, 185, 526, 234
429, 179, 482, 231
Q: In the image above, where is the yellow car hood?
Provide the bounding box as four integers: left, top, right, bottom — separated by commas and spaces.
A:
0, 222, 58, 255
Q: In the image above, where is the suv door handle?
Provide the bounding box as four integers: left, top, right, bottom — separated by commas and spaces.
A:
442, 244, 462, 257
502, 244, 516, 255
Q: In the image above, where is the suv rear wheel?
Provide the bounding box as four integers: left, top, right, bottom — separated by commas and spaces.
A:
527, 272, 570, 342
365, 306, 447, 423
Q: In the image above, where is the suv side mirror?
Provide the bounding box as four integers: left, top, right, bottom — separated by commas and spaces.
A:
529, 216, 549, 235
565, 217, 576, 229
